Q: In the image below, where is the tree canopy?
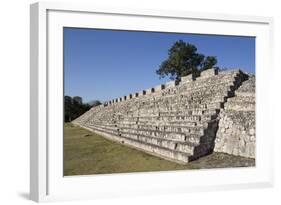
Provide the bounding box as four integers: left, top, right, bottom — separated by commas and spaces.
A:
64, 96, 98, 122
156, 40, 218, 81
88, 100, 102, 107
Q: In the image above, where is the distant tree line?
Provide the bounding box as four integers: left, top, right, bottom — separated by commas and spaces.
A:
64, 96, 101, 122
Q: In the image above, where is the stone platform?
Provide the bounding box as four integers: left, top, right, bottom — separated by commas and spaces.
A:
214, 75, 255, 158
73, 68, 255, 164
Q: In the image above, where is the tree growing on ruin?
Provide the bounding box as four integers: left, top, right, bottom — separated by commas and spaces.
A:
156, 40, 217, 81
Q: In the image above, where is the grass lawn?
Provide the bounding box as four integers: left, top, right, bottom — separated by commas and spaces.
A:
64, 123, 255, 176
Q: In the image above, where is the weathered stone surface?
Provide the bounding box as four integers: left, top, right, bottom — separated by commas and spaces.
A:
73, 68, 255, 164
155, 84, 165, 92
214, 76, 255, 158
200, 68, 218, 78
165, 80, 177, 88
133, 93, 139, 98
181, 74, 195, 83
145, 88, 154, 95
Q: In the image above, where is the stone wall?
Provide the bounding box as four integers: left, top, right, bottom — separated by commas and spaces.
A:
214, 76, 255, 158
73, 68, 254, 164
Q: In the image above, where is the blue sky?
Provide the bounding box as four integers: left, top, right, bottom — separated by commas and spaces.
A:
64, 28, 255, 103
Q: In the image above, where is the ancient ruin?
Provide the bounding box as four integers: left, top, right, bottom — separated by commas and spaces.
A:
214, 75, 255, 158
72, 68, 255, 164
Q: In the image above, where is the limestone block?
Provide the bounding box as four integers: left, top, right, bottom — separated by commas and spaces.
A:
215, 109, 255, 158
200, 68, 218, 78
165, 80, 177, 88
145, 88, 155, 95
177, 144, 194, 154
155, 84, 165, 92
181, 74, 195, 83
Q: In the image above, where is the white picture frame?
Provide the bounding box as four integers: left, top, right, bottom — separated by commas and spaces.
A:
30, 2, 274, 202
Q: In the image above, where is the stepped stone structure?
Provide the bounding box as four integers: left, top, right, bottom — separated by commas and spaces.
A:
214, 75, 255, 158
72, 68, 255, 164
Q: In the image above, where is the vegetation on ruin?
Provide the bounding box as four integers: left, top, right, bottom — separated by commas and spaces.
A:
156, 40, 218, 81
64, 123, 255, 176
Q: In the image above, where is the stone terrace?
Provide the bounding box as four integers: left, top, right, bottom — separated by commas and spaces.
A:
73, 68, 251, 164
214, 75, 255, 158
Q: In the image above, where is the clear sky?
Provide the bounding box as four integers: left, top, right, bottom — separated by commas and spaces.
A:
64, 27, 255, 103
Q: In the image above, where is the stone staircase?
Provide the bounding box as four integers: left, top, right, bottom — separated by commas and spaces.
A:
214, 75, 255, 158
73, 68, 247, 164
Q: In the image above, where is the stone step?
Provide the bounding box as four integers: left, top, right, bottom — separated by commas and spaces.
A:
118, 124, 204, 134
133, 98, 226, 109
133, 107, 220, 116
158, 89, 231, 101
121, 79, 234, 100
90, 115, 204, 123
105, 72, 239, 107
87, 124, 203, 144
179, 80, 235, 93
122, 112, 215, 121
138, 109, 219, 117
122, 120, 204, 127
235, 91, 255, 98
119, 126, 204, 138
227, 95, 255, 103
107, 119, 198, 126
156, 114, 214, 121
121, 132, 198, 151
90, 118, 204, 127
179, 72, 238, 87
85, 125, 195, 162
88, 122, 199, 137
86, 123, 215, 163
224, 101, 255, 111
131, 113, 217, 122
119, 136, 192, 163
163, 100, 224, 109
150, 83, 231, 97
94, 109, 218, 121
188, 89, 232, 98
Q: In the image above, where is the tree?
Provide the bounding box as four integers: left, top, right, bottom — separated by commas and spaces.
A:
156, 40, 217, 81
88, 100, 102, 107
64, 96, 73, 122
64, 96, 93, 122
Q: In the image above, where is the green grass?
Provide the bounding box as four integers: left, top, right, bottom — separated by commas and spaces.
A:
64, 123, 255, 176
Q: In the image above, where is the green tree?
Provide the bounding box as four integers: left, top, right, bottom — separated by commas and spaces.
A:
88, 100, 102, 107
64, 96, 73, 122
64, 96, 93, 122
156, 40, 217, 81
